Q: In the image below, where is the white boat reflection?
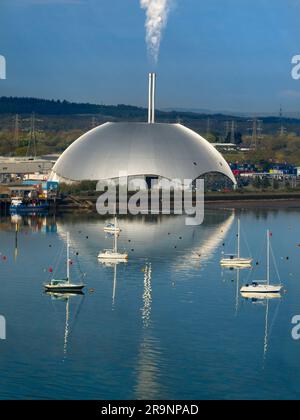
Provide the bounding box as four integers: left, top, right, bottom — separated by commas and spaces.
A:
45, 291, 85, 356
100, 259, 127, 306
241, 290, 281, 364
241, 292, 281, 301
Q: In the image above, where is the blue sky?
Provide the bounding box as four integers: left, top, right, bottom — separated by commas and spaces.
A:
0, 0, 300, 112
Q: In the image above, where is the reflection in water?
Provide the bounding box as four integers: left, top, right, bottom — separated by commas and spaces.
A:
1, 211, 236, 399
236, 268, 240, 315
222, 267, 250, 316
134, 335, 162, 400
45, 292, 85, 358
264, 299, 269, 363
108, 262, 119, 307
135, 262, 162, 400
223, 260, 282, 366
142, 263, 152, 328
241, 293, 282, 366
14, 223, 18, 262
100, 260, 127, 307
0, 209, 294, 399
173, 212, 235, 271
55, 211, 235, 270
8, 214, 58, 234
112, 263, 117, 306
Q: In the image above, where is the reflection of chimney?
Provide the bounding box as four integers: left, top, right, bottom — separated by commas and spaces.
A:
148, 73, 156, 124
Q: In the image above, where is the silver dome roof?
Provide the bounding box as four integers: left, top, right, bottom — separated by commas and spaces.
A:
50, 122, 236, 184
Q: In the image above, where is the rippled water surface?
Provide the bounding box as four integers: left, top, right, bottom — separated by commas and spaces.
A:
0, 209, 300, 400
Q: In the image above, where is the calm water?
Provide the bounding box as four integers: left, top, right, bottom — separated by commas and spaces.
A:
0, 208, 300, 400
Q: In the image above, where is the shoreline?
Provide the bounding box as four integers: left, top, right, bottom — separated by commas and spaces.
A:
57, 196, 300, 212
204, 192, 300, 209
2, 192, 300, 214
205, 199, 300, 209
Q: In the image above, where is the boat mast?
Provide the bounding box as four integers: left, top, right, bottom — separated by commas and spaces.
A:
114, 225, 118, 253
267, 230, 270, 286
67, 232, 70, 283
237, 219, 241, 259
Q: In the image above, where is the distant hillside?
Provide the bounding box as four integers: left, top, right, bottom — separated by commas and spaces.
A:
0, 96, 150, 118
0, 95, 268, 120
1, 96, 300, 137
1, 97, 300, 164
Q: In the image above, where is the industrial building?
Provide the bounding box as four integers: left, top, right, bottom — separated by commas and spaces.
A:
50, 73, 236, 188
0, 157, 55, 183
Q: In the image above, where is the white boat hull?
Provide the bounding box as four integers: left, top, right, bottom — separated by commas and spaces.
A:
241, 292, 281, 300
44, 283, 85, 293
98, 252, 128, 261
240, 284, 282, 294
221, 258, 253, 267
104, 227, 121, 234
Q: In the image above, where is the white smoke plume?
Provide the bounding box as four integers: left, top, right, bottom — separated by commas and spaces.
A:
140, 0, 172, 64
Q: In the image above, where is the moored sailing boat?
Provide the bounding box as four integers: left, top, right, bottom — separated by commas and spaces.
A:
98, 221, 128, 261
241, 230, 283, 295
44, 232, 86, 293
220, 219, 252, 268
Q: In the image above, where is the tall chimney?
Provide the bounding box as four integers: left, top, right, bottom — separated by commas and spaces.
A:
148, 73, 152, 124
151, 73, 156, 124
148, 73, 156, 124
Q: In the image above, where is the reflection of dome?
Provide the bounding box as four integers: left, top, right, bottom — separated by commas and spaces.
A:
50, 122, 236, 185
56, 211, 235, 265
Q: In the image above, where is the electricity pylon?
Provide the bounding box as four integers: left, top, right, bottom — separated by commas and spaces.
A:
23, 112, 43, 158
13, 114, 20, 148
248, 119, 263, 150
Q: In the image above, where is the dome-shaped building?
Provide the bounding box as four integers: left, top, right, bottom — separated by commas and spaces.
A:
50, 74, 236, 187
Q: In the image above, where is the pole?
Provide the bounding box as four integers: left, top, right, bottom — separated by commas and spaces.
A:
148, 73, 152, 124
67, 232, 70, 283
238, 219, 241, 259
267, 230, 270, 285
152, 73, 156, 124
114, 219, 118, 253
